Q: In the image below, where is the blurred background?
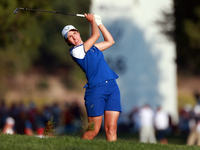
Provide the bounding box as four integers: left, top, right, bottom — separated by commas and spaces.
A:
0, 0, 200, 145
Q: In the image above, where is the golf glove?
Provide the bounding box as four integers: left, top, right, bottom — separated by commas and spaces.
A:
94, 14, 102, 26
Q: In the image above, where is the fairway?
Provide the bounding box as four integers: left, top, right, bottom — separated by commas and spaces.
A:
0, 134, 198, 150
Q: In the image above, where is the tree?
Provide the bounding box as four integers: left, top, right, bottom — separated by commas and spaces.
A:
174, 0, 200, 75
158, 0, 200, 75
0, 0, 53, 77
0, 0, 91, 96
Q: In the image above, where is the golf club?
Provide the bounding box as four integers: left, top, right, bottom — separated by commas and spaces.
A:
14, 7, 85, 17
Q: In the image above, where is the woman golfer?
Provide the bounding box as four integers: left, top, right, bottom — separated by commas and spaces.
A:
61, 13, 121, 141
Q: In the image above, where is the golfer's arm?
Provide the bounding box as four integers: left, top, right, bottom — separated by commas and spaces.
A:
94, 24, 115, 51
84, 20, 100, 53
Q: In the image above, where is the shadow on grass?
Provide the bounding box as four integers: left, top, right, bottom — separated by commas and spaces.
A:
94, 131, 188, 145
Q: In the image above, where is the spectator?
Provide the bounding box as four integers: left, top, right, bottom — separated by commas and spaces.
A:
130, 107, 140, 133
0, 100, 8, 129
187, 92, 200, 145
36, 127, 44, 138
28, 102, 37, 130
51, 102, 61, 127
15, 111, 26, 134
139, 104, 156, 143
178, 104, 192, 135
63, 103, 76, 133
24, 119, 33, 136
154, 107, 169, 144
3, 117, 15, 134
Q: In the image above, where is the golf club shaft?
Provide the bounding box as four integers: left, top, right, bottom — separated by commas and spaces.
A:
14, 7, 85, 17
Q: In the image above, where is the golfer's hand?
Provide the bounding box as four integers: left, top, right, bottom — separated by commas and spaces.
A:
94, 14, 102, 26
84, 13, 95, 23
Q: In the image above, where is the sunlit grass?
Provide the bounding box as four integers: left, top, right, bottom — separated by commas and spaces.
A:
0, 134, 198, 150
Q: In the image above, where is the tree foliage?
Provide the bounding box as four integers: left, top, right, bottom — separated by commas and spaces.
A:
0, 0, 52, 77
0, 0, 90, 79
156, 0, 200, 75
174, 0, 200, 74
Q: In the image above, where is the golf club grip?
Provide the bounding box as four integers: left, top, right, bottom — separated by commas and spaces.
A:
76, 14, 85, 17
55, 11, 85, 17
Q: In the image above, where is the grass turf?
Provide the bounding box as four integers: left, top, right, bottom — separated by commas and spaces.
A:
0, 134, 198, 150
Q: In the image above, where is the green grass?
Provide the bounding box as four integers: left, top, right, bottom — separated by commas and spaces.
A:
0, 134, 198, 150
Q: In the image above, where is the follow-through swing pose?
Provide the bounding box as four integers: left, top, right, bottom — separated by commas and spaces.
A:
61, 13, 121, 141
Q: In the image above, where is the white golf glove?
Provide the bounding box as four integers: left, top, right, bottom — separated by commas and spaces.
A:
94, 14, 102, 26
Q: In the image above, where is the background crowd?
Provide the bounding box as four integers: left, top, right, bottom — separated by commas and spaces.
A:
0, 100, 83, 137
0, 92, 200, 145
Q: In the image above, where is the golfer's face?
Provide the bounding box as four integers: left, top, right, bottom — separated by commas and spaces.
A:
67, 30, 82, 46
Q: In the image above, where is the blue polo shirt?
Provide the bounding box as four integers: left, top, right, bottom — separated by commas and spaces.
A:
70, 44, 118, 88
